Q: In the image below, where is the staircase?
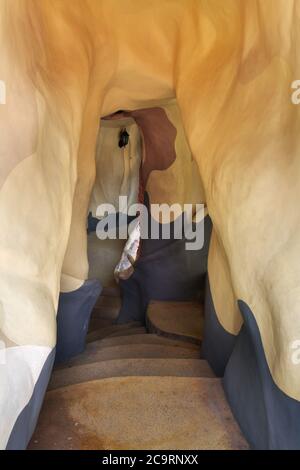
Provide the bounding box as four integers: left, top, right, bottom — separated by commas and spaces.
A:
28, 288, 248, 450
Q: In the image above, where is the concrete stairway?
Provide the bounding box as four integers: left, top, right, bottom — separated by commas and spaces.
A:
28, 290, 248, 450
147, 300, 203, 345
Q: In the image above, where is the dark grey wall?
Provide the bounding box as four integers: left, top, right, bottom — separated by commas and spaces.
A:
201, 277, 237, 376
117, 215, 212, 324
55, 279, 102, 364
224, 300, 300, 450
6, 349, 55, 450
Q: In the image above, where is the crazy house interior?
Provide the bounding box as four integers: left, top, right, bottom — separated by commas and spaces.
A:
1, 0, 300, 450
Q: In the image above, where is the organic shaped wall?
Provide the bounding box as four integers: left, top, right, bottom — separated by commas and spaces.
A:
1, 0, 300, 450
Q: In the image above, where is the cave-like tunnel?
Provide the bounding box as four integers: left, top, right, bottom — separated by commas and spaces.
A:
1, 0, 300, 452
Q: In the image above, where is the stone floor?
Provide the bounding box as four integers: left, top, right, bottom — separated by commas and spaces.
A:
28, 289, 248, 450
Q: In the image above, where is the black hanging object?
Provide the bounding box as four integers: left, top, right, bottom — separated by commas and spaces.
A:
119, 128, 130, 148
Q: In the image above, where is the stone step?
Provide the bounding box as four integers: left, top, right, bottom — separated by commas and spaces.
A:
87, 333, 200, 350
101, 285, 121, 297
57, 343, 201, 369
147, 301, 204, 345
94, 294, 121, 310
105, 327, 147, 339
48, 358, 214, 390
88, 318, 114, 332
29, 376, 248, 450
92, 296, 121, 321
86, 322, 145, 343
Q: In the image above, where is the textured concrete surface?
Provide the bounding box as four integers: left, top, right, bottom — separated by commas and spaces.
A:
29, 294, 248, 450
49, 358, 214, 390
88, 318, 114, 332
105, 327, 147, 339
29, 377, 248, 450
101, 284, 121, 297
56, 343, 201, 368
86, 322, 145, 343
92, 295, 122, 321
147, 301, 204, 344
87, 333, 199, 350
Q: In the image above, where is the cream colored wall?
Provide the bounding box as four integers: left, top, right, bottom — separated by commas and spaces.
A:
90, 118, 142, 216
0, 0, 102, 349
0, 79, 76, 348
175, 1, 300, 400
208, 230, 242, 336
